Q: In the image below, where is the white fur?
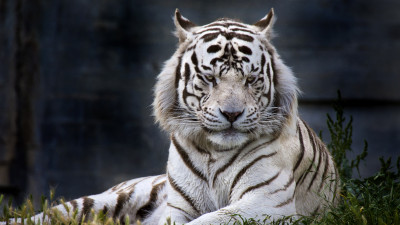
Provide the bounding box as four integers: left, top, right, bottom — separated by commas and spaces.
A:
2, 10, 339, 225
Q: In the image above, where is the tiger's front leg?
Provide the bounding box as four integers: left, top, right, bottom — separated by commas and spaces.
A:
160, 170, 297, 225
187, 192, 296, 225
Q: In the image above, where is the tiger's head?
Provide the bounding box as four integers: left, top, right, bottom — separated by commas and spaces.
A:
154, 9, 298, 149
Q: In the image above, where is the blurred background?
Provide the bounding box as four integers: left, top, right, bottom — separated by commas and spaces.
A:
0, 0, 399, 205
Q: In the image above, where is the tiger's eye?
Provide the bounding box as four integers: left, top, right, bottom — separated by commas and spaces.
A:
204, 74, 215, 82
246, 76, 256, 84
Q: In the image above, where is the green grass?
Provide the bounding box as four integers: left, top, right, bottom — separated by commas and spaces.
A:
1, 92, 400, 224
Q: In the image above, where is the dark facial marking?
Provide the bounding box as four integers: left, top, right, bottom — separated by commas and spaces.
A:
207, 45, 222, 53
238, 46, 252, 55
202, 65, 212, 71
231, 33, 254, 42
201, 32, 220, 42
195, 28, 222, 34
184, 63, 191, 85
242, 57, 250, 62
230, 28, 256, 34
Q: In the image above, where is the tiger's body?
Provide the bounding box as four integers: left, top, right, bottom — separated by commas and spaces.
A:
6, 9, 339, 225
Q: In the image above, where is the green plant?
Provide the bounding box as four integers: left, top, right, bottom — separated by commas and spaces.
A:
327, 91, 368, 180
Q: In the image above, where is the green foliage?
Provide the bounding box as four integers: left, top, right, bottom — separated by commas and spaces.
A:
0, 191, 131, 225
327, 91, 368, 179
1, 91, 399, 224
318, 91, 400, 224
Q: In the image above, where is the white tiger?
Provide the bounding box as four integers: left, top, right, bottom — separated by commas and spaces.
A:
4, 9, 339, 225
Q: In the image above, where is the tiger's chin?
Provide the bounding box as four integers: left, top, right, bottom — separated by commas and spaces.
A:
207, 129, 250, 148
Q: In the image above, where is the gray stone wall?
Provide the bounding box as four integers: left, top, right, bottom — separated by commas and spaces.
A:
0, 0, 399, 204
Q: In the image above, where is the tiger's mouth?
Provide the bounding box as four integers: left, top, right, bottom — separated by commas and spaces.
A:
220, 127, 243, 136
206, 127, 251, 147
202, 124, 256, 135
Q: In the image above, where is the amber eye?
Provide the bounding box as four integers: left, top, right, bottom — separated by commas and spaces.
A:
204, 74, 215, 82
246, 75, 257, 84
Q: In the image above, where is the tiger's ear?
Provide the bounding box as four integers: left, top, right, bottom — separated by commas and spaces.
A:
254, 8, 275, 40
174, 9, 196, 43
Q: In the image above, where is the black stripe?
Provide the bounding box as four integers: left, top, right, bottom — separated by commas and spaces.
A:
202, 31, 254, 42
265, 63, 272, 104
238, 46, 252, 55
136, 181, 165, 220
113, 178, 151, 219
318, 149, 330, 192
230, 153, 277, 198
312, 205, 321, 216
268, 48, 281, 113
212, 141, 253, 187
186, 44, 196, 51
240, 136, 278, 159
119, 215, 126, 225
191, 52, 198, 66
111, 181, 127, 191
168, 174, 200, 214
210, 57, 224, 66
196, 74, 207, 84
201, 32, 220, 42
172, 56, 183, 115
230, 33, 254, 42
194, 84, 203, 92
307, 142, 323, 191
182, 63, 200, 108
297, 121, 317, 185
167, 203, 191, 217
207, 45, 221, 53
213, 147, 236, 152
152, 174, 167, 185
270, 175, 295, 194
230, 28, 256, 34
172, 136, 207, 182
195, 28, 222, 34
124, 177, 149, 193
70, 200, 78, 212
275, 195, 295, 208
269, 50, 278, 87
80, 197, 94, 222
184, 63, 191, 84
293, 123, 305, 172
225, 22, 247, 28
239, 172, 280, 199
174, 56, 182, 90
113, 193, 129, 219
334, 166, 340, 201
202, 65, 212, 71
192, 141, 211, 156
261, 54, 266, 74
102, 206, 108, 216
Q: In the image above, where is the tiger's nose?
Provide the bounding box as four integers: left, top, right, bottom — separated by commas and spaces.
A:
220, 109, 244, 123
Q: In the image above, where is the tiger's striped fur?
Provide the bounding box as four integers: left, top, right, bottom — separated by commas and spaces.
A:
4, 9, 339, 225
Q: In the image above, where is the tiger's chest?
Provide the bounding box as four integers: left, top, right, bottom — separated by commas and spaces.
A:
197, 146, 278, 210
167, 135, 284, 214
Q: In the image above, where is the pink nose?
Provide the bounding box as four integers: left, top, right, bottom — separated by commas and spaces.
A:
220, 109, 243, 123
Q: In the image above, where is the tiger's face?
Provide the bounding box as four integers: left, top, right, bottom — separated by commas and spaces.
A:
154, 10, 298, 149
